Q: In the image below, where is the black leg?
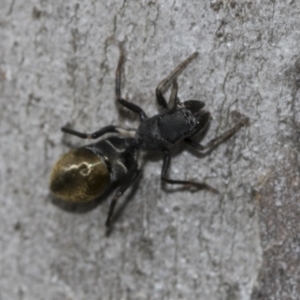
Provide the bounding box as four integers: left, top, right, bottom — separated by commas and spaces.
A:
61, 125, 135, 139
115, 47, 147, 121
105, 169, 142, 227
155, 87, 168, 109
185, 117, 249, 152
156, 52, 198, 110
167, 79, 179, 110
161, 148, 218, 193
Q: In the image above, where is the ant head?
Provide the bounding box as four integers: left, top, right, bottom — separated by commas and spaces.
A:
182, 100, 205, 113
182, 100, 211, 136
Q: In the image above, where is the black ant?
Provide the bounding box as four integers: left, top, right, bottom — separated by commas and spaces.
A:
49, 47, 248, 227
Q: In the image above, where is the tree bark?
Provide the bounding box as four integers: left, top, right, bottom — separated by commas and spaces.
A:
1, 1, 300, 299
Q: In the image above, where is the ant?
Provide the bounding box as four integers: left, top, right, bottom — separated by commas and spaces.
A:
50, 47, 248, 227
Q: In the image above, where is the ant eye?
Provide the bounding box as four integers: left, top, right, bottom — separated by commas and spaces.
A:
189, 119, 195, 126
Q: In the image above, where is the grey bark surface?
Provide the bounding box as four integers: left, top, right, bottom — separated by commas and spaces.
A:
1, 1, 300, 299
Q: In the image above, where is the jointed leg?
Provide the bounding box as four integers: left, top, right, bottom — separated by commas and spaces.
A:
168, 79, 179, 110
185, 117, 248, 152
105, 169, 141, 227
61, 125, 136, 139
156, 52, 198, 109
116, 47, 147, 121
161, 148, 218, 193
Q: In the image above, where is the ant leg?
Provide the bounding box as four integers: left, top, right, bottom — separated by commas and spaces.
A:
61, 125, 136, 139
105, 169, 141, 227
156, 52, 198, 109
185, 117, 248, 152
116, 47, 147, 121
167, 79, 180, 110
161, 148, 218, 193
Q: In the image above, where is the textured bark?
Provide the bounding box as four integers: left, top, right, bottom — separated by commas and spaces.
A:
1, 1, 300, 299
251, 150, 300, 300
